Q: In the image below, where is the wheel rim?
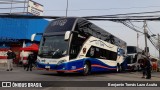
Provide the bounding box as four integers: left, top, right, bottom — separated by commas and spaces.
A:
116, 66, 119, 72
84, 64, 89, 74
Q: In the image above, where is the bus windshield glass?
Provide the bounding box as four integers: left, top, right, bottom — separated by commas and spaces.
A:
45, 18, 76, 33
127, 46, 136, 54
38, 35, 68, 59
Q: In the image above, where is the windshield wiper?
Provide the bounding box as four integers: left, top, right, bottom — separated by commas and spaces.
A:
52, 49, 59, 56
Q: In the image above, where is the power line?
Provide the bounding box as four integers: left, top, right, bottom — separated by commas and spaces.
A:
148, 38, 159, 51
0, 7, 27, 9
0, 0, 27, 4
87, 18, 160, 21
0, 14, 61, 19
83, 11, 160, 18
45, 5, 160, 12
147, 25, 155, 35
0, 13, 159, 52
145, 22, 158, 42
119, 21, 144, 33
128, 21, 143, 29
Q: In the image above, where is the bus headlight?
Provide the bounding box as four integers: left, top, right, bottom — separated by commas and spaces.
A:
57, 60, 66, 65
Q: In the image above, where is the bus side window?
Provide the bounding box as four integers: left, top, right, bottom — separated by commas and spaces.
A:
86, 46, 117, 61
86, 47, 95, 58
109, 51, 117, 61
95, 48, 100, 58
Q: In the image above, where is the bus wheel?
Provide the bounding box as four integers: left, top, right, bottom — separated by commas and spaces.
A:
137, 65, 140, 71
131, 66, 136, 72
83, 62, 91, 76
117, 64, 121, 73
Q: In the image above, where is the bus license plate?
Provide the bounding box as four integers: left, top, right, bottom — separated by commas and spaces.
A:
45, 66, 50, 68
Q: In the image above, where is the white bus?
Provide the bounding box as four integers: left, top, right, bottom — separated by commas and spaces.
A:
32, 17, 127, 75
126, 46, 142, 71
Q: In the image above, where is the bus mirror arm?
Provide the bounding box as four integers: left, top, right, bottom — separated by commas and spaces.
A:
71, 31, 79, 34
31, 33, 43, 41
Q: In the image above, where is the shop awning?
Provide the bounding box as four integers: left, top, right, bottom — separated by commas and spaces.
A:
20, 43, 39, 51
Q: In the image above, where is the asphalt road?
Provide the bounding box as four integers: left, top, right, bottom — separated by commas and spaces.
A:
0, 66, 160, 90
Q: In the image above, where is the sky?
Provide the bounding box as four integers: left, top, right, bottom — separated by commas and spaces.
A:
1, 0, 160, 57
34, 0, 160, 57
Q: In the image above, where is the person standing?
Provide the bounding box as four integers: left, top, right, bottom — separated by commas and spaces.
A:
140, 59, 146, 78
140, 50, 151, 79
6, 49, 16, 71
145, 56, 152, 79
26, 53, 35, 71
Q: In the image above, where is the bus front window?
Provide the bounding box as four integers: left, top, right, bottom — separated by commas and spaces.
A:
127, 47, 137, 54
38, 35, 68, 59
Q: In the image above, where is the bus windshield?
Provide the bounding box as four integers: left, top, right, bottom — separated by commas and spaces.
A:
127, 46, 137, 54
38, 35, 68, 59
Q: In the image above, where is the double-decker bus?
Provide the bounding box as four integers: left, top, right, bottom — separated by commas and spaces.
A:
32, 17, 127, 75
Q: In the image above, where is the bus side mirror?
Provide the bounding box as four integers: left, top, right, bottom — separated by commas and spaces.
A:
64, 31, 71, 41
31, 34, 36, 41
31, 33, 43, 41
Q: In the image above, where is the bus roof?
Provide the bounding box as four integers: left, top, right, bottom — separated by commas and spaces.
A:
44, 17, 127, 47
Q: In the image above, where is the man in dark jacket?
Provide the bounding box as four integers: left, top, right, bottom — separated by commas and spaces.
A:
6, 49, 16, 71
140, 51, 152, 79
140, 59, 146, 78
26, 53, 35, 71
145, 57, 152, 79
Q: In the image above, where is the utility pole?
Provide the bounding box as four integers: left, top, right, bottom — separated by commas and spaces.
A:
143, 21, 148, 56
158, 34, 160, 60
23, 0, 27, 14
10, 0, 14, 14
137, 33, 139, 48
66, 0, 69, 17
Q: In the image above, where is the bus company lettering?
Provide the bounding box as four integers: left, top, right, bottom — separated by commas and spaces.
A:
52, 19, 67, 26
95, 40, 104, 47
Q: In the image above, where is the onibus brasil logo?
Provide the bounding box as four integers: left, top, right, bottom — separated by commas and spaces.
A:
2, 82, 42, 87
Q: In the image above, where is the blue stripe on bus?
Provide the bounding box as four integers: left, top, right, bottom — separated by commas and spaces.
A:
36, 58, 117, 72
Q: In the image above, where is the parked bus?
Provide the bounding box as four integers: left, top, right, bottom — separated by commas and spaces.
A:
32, 17, 127, 75
126, 46, 142, 71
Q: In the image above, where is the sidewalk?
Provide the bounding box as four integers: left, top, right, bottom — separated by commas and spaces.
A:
151, 72, 160, 78
0, 63, 7, 70
0, 63, 18, 71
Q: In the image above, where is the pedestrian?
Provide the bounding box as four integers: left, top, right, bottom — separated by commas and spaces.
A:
26, 53, 35, 71
140, 59, 146, 78
145, 56, 152, 79
6, 49, 16, 71
140, 50, 151, 79
23, 62, 28, 70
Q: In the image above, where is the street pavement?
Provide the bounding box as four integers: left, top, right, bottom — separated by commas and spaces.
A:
0, 64, 160, 90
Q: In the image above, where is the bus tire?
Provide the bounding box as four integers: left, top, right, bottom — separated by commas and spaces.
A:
131, 66, 136, 72
137, 65, 140, 71
117, 64, 121, 73
83, 61, 91, 76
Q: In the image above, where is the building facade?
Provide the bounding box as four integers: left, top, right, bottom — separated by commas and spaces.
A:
0, 18, 49, 64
